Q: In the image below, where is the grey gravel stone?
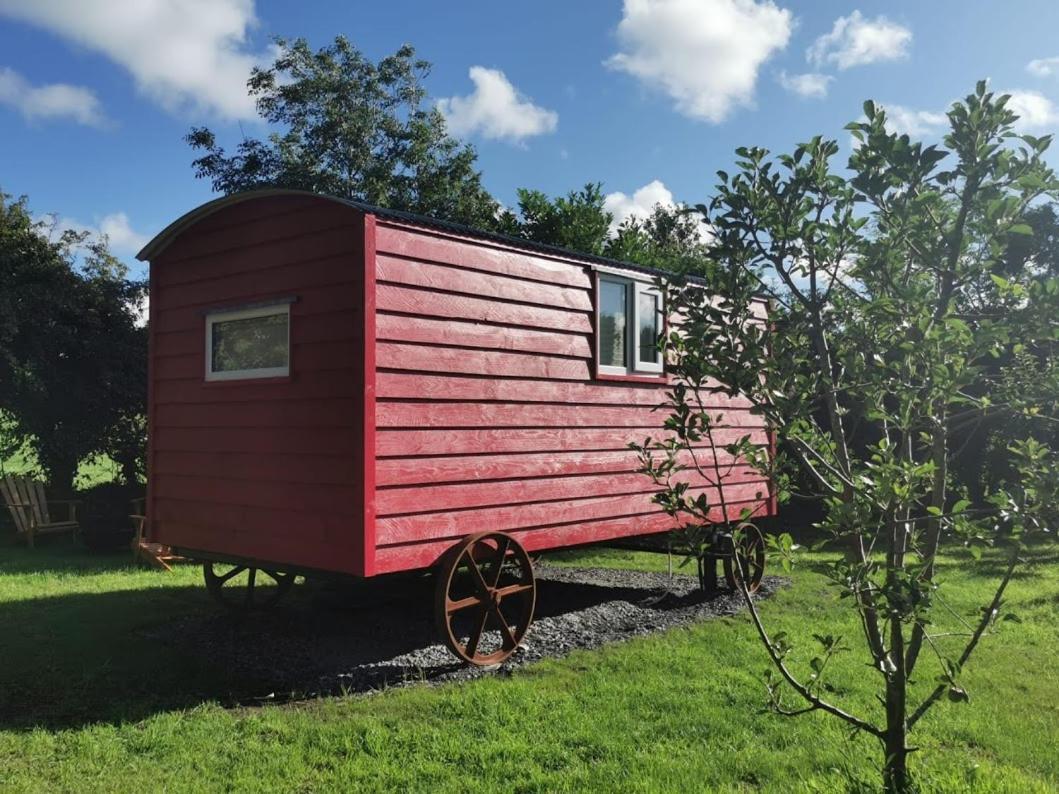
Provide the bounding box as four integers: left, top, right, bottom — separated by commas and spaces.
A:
145, 564, 786, 704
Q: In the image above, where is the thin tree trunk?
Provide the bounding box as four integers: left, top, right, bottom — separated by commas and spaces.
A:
884, 615, 910, 793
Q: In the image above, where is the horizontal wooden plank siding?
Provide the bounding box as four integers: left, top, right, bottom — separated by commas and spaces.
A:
372, 220, 771, 572
147, 195, 366, 575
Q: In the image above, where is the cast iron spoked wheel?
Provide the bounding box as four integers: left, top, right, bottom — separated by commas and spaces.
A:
723, 525, 766, 594
203, 562, 296, 611
434, 532, 536, 666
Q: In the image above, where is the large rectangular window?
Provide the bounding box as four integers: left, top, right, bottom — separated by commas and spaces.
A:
205, 304, 290, 381
597, 275, 663, 377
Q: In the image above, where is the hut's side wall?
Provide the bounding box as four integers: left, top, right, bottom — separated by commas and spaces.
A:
370, 221, 773, 574
147, 195, 368, 575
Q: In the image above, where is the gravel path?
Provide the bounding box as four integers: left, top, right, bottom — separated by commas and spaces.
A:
147, 565, 786, 703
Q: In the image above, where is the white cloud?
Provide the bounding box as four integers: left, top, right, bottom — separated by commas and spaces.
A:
606, 0, 792, 123
1027, 57, 1059, 78
777, 70, 832, 99
1004, 89, 1059, 132
0, 66, 107, 127
438, 66, 558, 144
604, 179, 712, 242
99, 213, 151, 256
46, 211, 152, 257
0, 0, 264, 120
881, 104, 947, 138
808, 11, 911, 70
604, 179, 677, 233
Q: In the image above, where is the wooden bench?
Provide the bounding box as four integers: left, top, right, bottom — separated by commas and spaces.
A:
0, 475, 80, 547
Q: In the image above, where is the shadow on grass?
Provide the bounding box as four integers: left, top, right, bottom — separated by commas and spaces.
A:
0, 549, 721, 733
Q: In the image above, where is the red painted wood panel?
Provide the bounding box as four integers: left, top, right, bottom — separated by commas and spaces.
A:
376, 401, 762, 429
147, 194, 366, 576
155, 399, 357, 429
370, 219, 773, 572
154, 451, 352, 484
377, 255, 592, 311
376, 426, 768, 457
375, 372, 751, 407
155, 426, 355, 456
158, 228, 357, 289
376, 284, 593, 333
372, 499, 773, 574
377, 492, 769, 546
154, 474, 358, 515
154, 284, 364, 334
376, 343, 591, 381
152, 498, 354, 573
376, 472, 767, 517
155, 310, 359, 360
155, 339, 357, 381
375, 447, 758, 487
161, 253, 357, 310
375, 314, 592, 358
154, 370, 358, 404
360, 213, 378, 576
375, 222, 592, 288
162, 201, 353, 265
189, 194, 321, 234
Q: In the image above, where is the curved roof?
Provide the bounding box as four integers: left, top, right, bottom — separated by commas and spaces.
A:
136, 188, 684, 281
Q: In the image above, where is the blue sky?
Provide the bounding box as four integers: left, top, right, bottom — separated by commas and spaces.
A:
3, 0, 1059, 279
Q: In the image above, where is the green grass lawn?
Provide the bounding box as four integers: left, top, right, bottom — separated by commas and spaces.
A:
0, 539, 1056, 793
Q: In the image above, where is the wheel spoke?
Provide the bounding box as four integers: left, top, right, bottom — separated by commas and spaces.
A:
491, 607, 518, 649
446, 595, 481, 615
217, 565, 247, 583
488, 537, 511, 587
463, 549, 491, 597
494, 582, 533, 600
245, 568, 257, 606
465, 606, 490, 659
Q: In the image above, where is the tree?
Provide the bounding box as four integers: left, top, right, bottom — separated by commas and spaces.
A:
0, 192, 147, 492
499, 182, 713, 273
186, 37, 500, 228
636, 83, 1059, 792
500, 183, 613, 255
608, 202, 715, 273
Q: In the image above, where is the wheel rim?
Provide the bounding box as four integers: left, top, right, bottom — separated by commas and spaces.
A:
203, 562, 295, 611
435, 532, 536, 666
723, 526, 766, 594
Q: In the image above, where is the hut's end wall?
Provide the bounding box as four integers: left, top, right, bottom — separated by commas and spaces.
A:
146, 195, 370, 576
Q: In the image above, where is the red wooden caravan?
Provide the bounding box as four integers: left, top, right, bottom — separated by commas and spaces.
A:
137, 190, 774, 665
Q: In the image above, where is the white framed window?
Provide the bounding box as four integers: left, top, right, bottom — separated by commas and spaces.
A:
597, 274, 664, 376
205, 303, 290, 381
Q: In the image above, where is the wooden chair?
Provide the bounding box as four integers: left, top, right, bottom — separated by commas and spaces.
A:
0, 475, 80, 547
130, 497, 185, 571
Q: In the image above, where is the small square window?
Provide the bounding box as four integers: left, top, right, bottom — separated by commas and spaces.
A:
205, 304, 290, 381
597, 275, 664, 377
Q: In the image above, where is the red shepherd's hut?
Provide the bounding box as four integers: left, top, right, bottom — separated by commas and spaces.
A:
137, 190, 774, 664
